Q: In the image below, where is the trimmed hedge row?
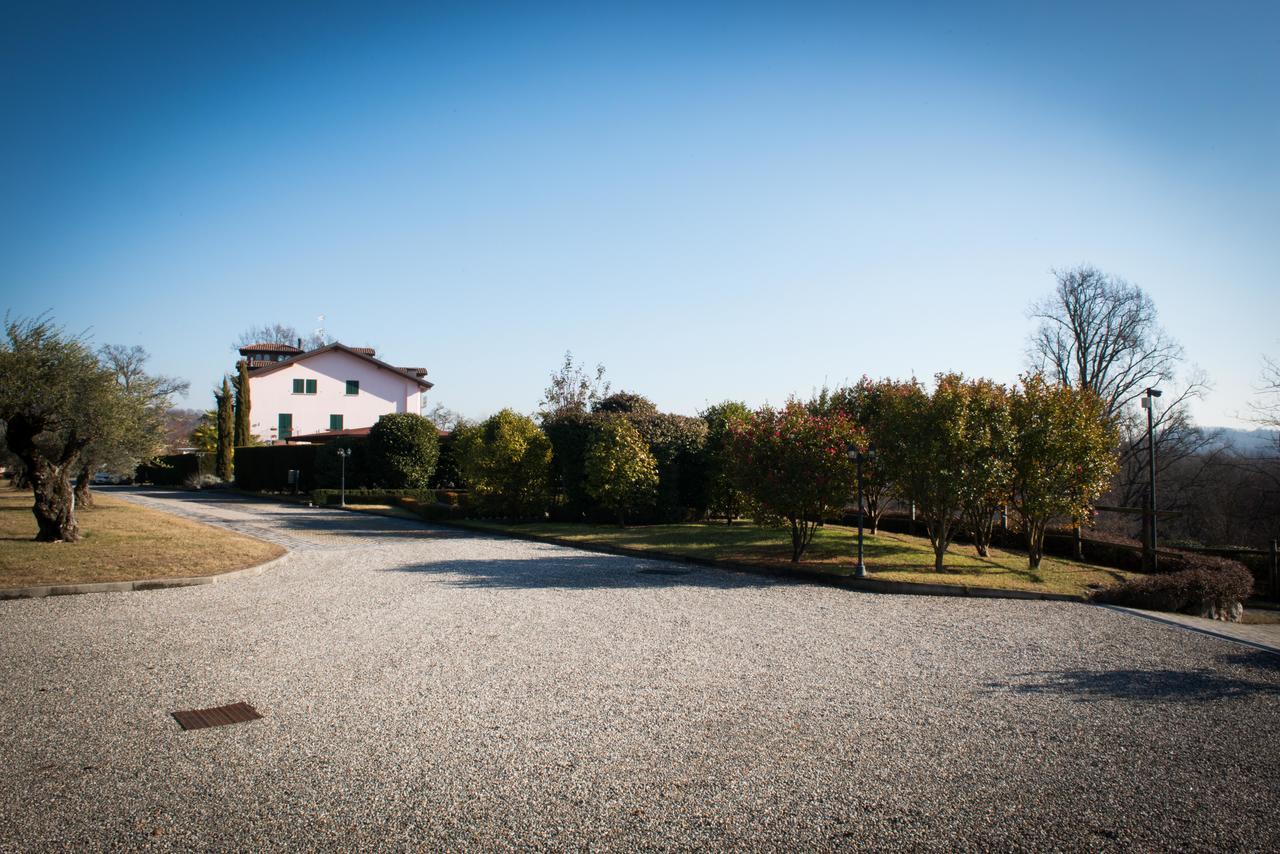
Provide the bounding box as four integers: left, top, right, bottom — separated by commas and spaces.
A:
234, 414, 443, 492
135, 453, 213, 486
234, 444, 319, 492
542, 407, 709, 523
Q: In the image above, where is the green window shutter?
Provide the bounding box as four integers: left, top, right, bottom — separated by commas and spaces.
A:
329, 414, 343, 431
346, 380, 359, 395
305, 379, 317, 394
278, 413, 292, 439
292, 378, 304, 394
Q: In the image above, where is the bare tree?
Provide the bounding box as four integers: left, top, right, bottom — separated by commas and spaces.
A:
539, 351, 610, 418
1028, 265, 1183, 418
234, 323, 330, 351
1109, 371, 1219, 511
1248, 354, 1280, 431
74, 345, 190, 505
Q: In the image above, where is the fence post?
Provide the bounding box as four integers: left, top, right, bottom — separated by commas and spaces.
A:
1271, 539, 1278, 601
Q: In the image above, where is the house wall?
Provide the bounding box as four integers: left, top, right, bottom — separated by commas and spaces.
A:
247, 350, 424, 442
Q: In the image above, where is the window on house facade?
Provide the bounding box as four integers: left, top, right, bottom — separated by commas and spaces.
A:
345, 380, 359, 395
329, 414, 343, 431
292, 378, 317, 394
278, 413, 293, 439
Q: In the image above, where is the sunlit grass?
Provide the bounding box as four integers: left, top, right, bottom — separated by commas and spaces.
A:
461, 519, 1138, 597
0, 485, 284, 588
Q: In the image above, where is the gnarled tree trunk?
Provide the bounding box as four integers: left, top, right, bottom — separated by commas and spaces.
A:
74, 461, 94, 509
31, 460, 81, 542
5, 414, 87, 542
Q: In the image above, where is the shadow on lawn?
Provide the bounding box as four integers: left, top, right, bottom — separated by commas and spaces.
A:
991, 662, 1280, 702
384, 551, 780, 591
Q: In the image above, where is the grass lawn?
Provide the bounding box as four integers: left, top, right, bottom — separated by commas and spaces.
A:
0, 486, 285, 588
460, 519, 1139, 597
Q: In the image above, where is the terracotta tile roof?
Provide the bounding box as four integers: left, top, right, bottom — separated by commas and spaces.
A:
239, 342, 303, 354
244, 343, 433, 390
283, 427, 373, 443
348, 347, 376, 356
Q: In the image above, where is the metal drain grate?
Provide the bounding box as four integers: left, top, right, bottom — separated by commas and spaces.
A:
171, 701, 262, 731
637, 568, 694, 576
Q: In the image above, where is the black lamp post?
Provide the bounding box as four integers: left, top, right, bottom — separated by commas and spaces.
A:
848, 443, 874, 578
336, 447, 351, 507
1141, 387, 1162, 571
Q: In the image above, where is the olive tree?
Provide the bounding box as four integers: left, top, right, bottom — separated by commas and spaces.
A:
0, 317, 119, 541
73, 344, 188, 507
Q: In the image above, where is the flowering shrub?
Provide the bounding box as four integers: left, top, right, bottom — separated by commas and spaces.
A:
730, 402, 864, 562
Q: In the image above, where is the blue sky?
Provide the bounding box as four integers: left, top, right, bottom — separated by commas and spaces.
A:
3, 1, 1277, 427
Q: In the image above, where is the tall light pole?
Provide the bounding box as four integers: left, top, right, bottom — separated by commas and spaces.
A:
1141, 388, 1162, 572
848, 443, 874, 578
336, 447, 351, 508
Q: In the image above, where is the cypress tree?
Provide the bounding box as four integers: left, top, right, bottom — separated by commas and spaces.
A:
233, 359, 251, 446
216, 376, 234, 480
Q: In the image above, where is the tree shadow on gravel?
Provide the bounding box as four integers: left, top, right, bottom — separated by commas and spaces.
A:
990, 666, 1280, 702
384, 552, 780, 591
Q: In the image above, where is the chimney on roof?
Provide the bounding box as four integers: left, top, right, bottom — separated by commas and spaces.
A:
297, 338, 302, 350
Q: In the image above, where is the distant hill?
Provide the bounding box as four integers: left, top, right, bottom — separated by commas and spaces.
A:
1210, 427, 1279, 454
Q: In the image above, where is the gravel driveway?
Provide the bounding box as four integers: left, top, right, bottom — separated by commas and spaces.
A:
2, 489, 1277, 851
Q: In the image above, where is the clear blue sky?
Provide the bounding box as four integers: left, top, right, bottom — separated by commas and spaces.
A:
3, 1, 1277, 427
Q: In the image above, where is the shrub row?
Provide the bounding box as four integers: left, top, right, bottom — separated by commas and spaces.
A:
135, 453, 214, 486
310, 488, 434, 506
233, 444, 319, 491
1095, 554, 1254, 620
233, 414, 441, 492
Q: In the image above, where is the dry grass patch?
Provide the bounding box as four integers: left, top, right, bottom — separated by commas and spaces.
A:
462, 520, 1139, 598
0, 486, 284, 588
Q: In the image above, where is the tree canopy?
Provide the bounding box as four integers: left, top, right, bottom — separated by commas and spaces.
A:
0, 317, 141, 540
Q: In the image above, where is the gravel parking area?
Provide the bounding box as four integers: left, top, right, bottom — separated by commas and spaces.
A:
2, 489, 1278, 851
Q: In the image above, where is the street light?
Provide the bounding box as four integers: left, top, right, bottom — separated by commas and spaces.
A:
847, 443, 875, 579
336, 447, 351, 507
1141, 387, 1162, 571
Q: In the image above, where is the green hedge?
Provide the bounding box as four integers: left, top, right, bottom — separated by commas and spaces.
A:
368, 413, 439, 488
313, 437, 371, 489
135, 453, 213, 486
234, 445, 319, 492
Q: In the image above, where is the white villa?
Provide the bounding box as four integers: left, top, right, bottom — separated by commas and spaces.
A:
239, 342, 432, 443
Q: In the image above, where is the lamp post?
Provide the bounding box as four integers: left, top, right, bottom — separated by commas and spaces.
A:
847, 443, 874, 578
1141, 387, 1162, 572
336, 447, 351, 508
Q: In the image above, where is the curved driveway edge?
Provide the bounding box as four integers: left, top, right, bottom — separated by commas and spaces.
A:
1102, 604, 1280, 655
0, 552, 292, 601
437, 519, 1086, 603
